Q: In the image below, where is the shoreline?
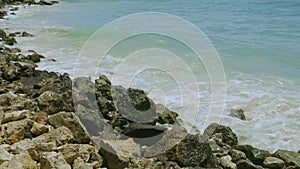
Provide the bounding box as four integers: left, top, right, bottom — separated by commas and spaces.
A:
1, 1, 300, 169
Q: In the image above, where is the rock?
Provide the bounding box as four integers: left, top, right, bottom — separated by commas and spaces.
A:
229, 149, 247, 162
0, 119, 34, 144
263, 157, 285, 169
0, 92, 38, 112
163, 134, 217, 168
126, 158, 181, 169
229, 109, 246, 120
40, 152, 71, 169
30, 122, 49, 136
236, 159, 264, 169
8, 32, 21, 37
233, 144, 269, 165
155, 104, 178, 124
220, 155, 237, 169
0, 11, 7, 19
273, 149, 300, 167
0, 152, 38, 169
21, 31, 33, 37
1, 110, 28, 124
58, 144, 102, 167
0, 146, 12, 164
37, 91, 73, 115
203, 123, 238, 146
48, 112, 90, 143
97, 138, 141, 169
73, 157, 93, 169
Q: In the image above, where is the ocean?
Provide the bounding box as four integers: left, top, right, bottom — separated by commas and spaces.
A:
1, 0, 299, 152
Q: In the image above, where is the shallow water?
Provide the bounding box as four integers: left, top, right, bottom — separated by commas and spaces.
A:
1, 0, 299, 152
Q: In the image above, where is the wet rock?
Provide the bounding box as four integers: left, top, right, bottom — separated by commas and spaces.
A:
58, 144, 102, 167
30, 122, 49, 136
0, 119, 34, 144
163, 134, 217, 168
21, 31, 33, 37
263, 157, 285, 169
40, 152, 71, 169
236, 159, 264, 169
0, 11, 7, 19
229, 149, 247, 162
0, 152, 38, 169
8, 32, 21, 37
37, 91, 73, 115
273, 149, 300, 167
229, 109, 246, 120
233, 144, 269, 165
220, 155, 237, 169
203, 123, 238, 146
48, 112, 90, 143
1, 63, 20, 81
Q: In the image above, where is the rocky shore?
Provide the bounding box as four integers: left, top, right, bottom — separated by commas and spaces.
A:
1, 1, 300, 169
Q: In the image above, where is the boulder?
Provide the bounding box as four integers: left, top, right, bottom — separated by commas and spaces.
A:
21, 31, 33, 37
30, 122, 49, 136
273, 149, 300, 167
229, 149, 247, 162
220, 155, 237, 169
229, 109, 246, 120
0, 152, 38, 169
1, 110, 28, 123
0, 11, 7, 19
0, 145, 12, 164
233, 144, 269, 165
73, 157, 93, 169
40, 152, 71, 169
155, 104, 178, 124
203, 123, 238, 146
37, 91, 73, 115
236, 159, 264, 169
48, 112, 90, 143
263, 157, 285, 169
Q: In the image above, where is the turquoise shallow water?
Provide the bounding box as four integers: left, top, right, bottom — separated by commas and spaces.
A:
1, 0, 300, 152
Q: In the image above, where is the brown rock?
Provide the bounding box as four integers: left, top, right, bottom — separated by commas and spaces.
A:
263, 157, 285, 169
0, 152, 38, 169
30, 122, 49, 136
40, 152, 71, 169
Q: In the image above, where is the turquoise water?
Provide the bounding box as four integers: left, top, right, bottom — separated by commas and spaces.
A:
2, 0, 300, 152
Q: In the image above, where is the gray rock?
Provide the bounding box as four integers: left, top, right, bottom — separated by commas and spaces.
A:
229, 109, 246, 120
73, 157, 93, 169
273, 149, 300, 167
203, 123, 238, 146
229, 149, 247, 162
40, 152, 71, 169
0, 145, 12, 164
236, 159, 264, 169
263, 157, 285, 169
220, 155, 237, 169
48, 112, 90, 143
233, 144, 269, 165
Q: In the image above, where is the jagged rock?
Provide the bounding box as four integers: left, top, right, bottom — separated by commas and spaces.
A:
163, 134, 217, 168
0, 119, 34, 144
126, 158, 181, 169
203, 123, 238, 146
11, 126, 73, 154
58, 144, 102, 167
229, 109, 246, 120
236, 159, 264, 169
97, 138, 141, 169
0, 145, 12, 164
229, 149, 247, 162
21, 31, 33, 37
155, 104, 178, 124
37, 91, 73, 115
73, 157, 93, 169
0, 152, 38, 169
273, 149, 300, 167
220, 155, 237, 169
0, 63, 20, 81
48, 112, 90, 143
263, 157, 285, 169
40, 152, 71, 169
1, 110, 28, 123
233, 144, 269, 165
30, 122, 49, 136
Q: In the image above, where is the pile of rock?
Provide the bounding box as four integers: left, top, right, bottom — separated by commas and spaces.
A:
1, 8, 300, 169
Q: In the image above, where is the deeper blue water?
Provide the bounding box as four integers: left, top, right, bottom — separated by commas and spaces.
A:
2, 0, 300, 152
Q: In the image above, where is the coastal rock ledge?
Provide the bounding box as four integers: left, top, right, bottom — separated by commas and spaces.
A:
1, 9, 300, 169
